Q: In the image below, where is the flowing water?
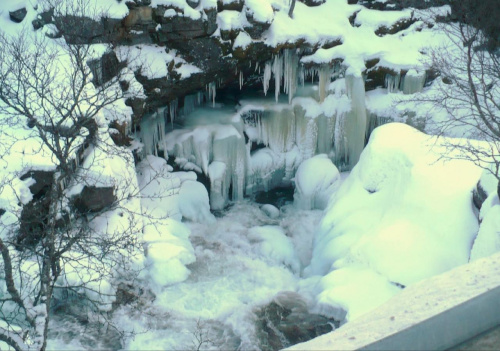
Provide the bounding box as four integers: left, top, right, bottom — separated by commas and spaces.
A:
47, 200, 324, 350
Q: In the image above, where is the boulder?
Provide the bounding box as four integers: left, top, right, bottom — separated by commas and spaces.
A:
261, 204, 280, 219
9, 8, 27, 23
74, 186, 116, 213
255, 291, 339, 350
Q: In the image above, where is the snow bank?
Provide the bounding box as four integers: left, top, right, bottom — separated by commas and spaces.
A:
306, 123, 482, 320
293, 154, 340, 210
137, 156, 214, 289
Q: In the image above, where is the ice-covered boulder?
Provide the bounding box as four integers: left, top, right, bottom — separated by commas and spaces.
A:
261, 204, 280, 218
305, 123, 482, 320
293, 154, 340, 210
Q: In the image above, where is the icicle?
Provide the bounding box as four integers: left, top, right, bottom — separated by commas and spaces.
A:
318, 66, 331, 102
208, 81, 216, 107
272, 54, 283, 102
282, 49, 298, 103
239, 70, 244, 90
263, 61, 272, 96
183, 94, 196, 117
385, 73, 401, 93
344, 73, 367, 168
169, 98, 178, 127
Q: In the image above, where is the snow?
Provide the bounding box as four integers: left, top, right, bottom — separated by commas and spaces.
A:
233, 30, 252, 48
218, 10, 249, 31
305, 123, 483, 320
248, 225, 300, 274
116, 45, 201, 80
245, 0, 274, 23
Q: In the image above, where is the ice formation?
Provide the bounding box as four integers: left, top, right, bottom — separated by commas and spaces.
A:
136, 47, 429, 210
385, 70, 426, 94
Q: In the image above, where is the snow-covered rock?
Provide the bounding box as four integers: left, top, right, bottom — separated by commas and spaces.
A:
305, 123, 482, 320
293, 154, 340, 210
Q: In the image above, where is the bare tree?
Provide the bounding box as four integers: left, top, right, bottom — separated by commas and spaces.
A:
0, 1, 150, 350
418, 10, 500, 182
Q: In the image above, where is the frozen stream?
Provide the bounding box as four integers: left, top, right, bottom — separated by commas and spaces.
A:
48, 200, 324, 350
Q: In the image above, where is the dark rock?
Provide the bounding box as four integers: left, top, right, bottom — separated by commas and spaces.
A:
109, 121, 132, 147
88, 51, 123, 86
20, 170, 54, 199
244, 11, 272, 40
364, 65, 398, 91
255, 292, 340, 350
74, 186, 116, 213
217, 0, 244, 12
299, 0, 325, 7
187, 0, 200, 9
0, 209, 4, 217
473, 180, 489, 210
154, 7, 217, 41
32, 8, 54, 30
322, 38, 343, 50
9, 8, 27, 23
356, 0, 449, 11
18, 194, 51, 248
126, 97, 147, 126
375, 14, 416, 36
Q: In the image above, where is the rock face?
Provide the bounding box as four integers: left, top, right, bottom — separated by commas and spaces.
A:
255, 292, 339, 350
74, 186, 116, 213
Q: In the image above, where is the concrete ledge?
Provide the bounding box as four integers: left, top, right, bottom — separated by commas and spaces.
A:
286, 252, 500, 351
362, 285, 500, 350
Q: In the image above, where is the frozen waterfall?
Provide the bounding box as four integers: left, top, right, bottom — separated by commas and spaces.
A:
136, 54, 430, 209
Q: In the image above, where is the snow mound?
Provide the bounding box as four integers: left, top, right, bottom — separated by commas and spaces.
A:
306, 123, 482, 320
293, 154, 340, 210
248, 225, 300, 274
